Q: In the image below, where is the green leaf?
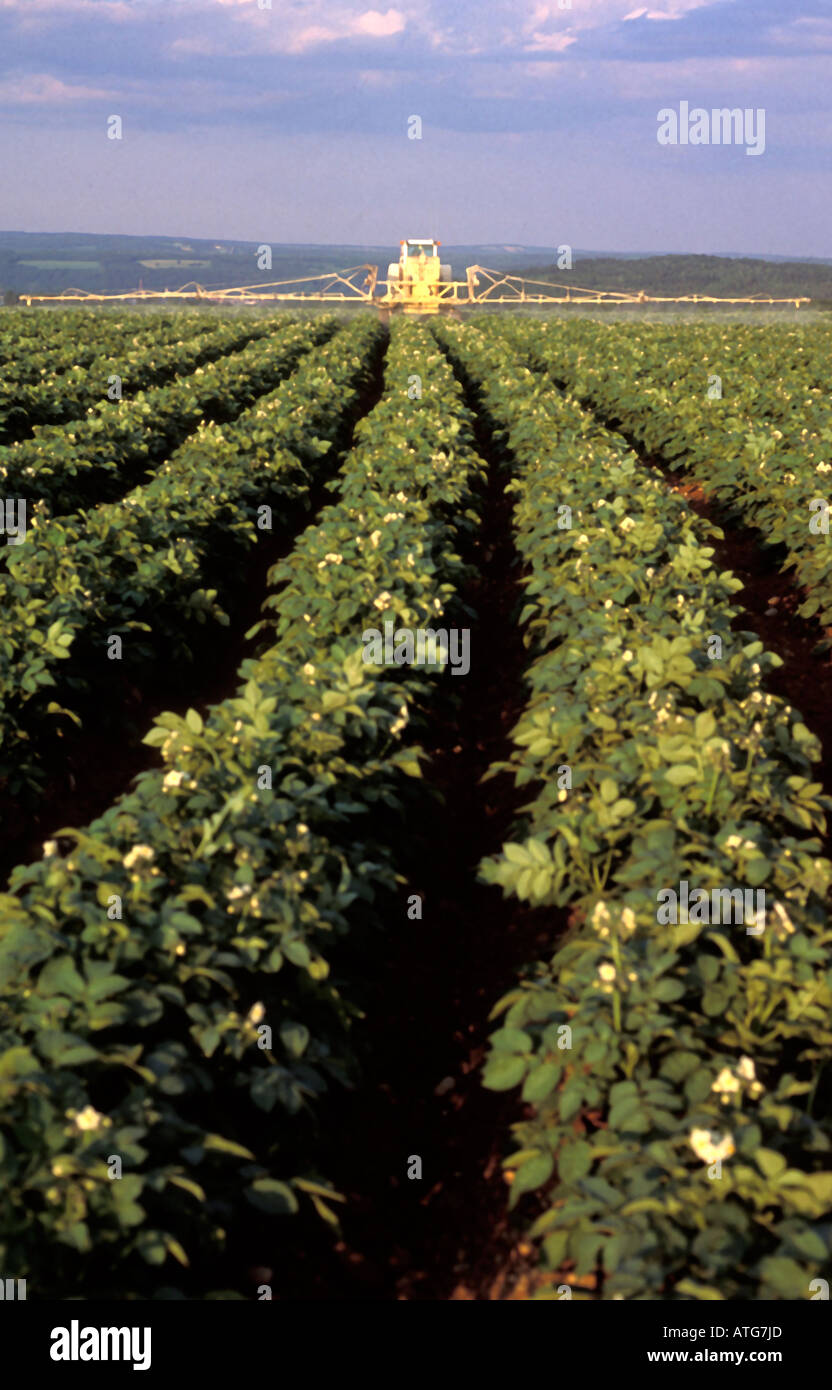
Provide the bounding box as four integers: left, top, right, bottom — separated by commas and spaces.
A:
756, 1148, 787, 1180
694, 711, 717, 740
758, 1256, 812, 1299
542, 1229, 569, 1269
245, 1179, 299, 1215
620, 1198, 667, 1216
660, 1051, 700, 1083
279, 1021, 310, 1059
482, 1054, 527, 1091
284, 940, 311, 969
675, 1279, 725, 1300
745, 856, 771, 887
785, 1228, 828, 1262
653, 978, 685, 1003
137, 1231, 168, 1266
37, 955, 86, 998
490, 1027, 531, 1054
522, 1061, 560, 1104
511, 1153, 554, 1200
168, 1175, 206, 1203
666, 764, 698, 787
0, 1046, 40, 1080
165, 1236, 190, 1267
559, 1140, 592, 1184
203, 1133, 254, 1160
802, 1172, 832, 1203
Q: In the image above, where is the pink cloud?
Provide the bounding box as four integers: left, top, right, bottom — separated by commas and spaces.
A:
0, 71, 115, 102
170, 3, 407, 57
354, 9, 406, 38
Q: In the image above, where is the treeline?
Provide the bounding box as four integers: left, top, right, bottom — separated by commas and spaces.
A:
516, 254, 832, 301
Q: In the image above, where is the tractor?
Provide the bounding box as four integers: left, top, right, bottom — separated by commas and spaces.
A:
384, 239, 453, 314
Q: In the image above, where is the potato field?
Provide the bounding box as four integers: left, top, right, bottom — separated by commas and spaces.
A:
1, 308, 831, 1303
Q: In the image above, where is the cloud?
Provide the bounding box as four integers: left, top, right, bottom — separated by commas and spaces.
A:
286, 12, 407, 54
354, 9, 406, 38
767, 16, 832, 52
0, 1, 830, 163
525, 33, 577, 53
168, 4, 407, 57
0, 70, 114, 102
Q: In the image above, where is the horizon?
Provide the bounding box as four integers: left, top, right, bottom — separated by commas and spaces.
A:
1, 231, 829, 265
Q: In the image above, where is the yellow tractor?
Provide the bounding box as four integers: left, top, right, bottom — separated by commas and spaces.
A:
384, 238, 454, 314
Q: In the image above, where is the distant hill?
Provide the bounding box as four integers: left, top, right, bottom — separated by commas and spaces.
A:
514, 254, 832, 302
1, 235, 830, 302
0, 233, 565, 298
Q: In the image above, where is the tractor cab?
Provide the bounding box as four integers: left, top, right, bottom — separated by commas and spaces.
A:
404, 238, 439, 260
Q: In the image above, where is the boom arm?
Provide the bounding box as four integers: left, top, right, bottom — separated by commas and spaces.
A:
19, 260, 811, 310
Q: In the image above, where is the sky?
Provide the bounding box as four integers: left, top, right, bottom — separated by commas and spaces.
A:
0, 0, 829, 254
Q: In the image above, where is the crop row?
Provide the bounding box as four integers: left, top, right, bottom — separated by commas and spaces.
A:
0, 318, 488, 1296
498, 318, 832, 626
0, 317, 366, 803
433, 320, 832, 1301
0, 315, 276, 444
0, 313, 218, 392
0, 316, 331, 520
0, 311, 215, 375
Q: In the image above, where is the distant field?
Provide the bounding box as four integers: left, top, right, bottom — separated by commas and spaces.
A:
18, 259, 102, 271
139, 259, 211, 269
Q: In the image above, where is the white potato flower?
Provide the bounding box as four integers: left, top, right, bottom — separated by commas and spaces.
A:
620, 907, 637, 937
712, 1067, 741, 1099
689, 1128, 735, 1164
74, 1106, 104, 1132
123, 845, 155, 870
